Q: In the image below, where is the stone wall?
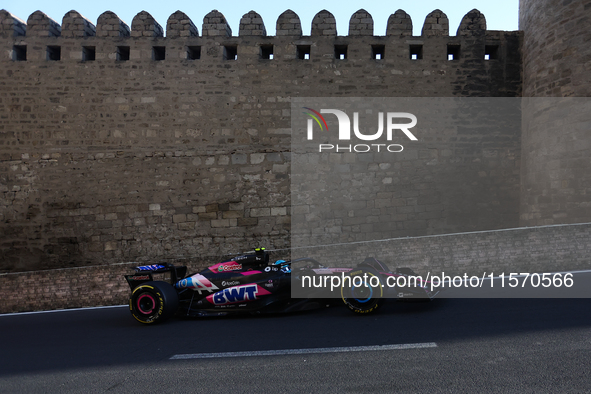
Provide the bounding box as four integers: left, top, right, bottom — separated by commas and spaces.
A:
292, 222, 591, 277
290, 97, 522, 247
1, 222, 589, 313
0, 263, 134, 313
0, 8, 522, 271
519, 0, 591, 226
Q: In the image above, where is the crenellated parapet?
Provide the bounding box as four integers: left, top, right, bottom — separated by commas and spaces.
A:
0, 8, 505, 40
0, 7, 521, 75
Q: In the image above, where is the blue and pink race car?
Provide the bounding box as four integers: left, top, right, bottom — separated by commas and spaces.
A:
124, 248, 438, 324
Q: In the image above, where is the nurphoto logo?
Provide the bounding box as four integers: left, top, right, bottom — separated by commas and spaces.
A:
303, 107, 418, 152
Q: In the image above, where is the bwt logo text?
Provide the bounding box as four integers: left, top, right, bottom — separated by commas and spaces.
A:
303, 108, 418, 153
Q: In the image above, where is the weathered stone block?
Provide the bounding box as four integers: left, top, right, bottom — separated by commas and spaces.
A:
250, 208, 270, 217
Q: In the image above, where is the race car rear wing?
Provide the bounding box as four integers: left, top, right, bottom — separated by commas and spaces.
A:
125, 263, 187, 290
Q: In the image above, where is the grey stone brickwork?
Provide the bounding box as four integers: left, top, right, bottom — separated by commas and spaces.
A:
290, 98, 521, 248
1, 3, 591, 311
0, 5, 559, 275
518, 0, 591, 227
291, 222, 591, 277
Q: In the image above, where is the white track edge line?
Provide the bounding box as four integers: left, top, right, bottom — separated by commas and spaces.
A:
170, 342, 438, 360
0, 304, 127, 317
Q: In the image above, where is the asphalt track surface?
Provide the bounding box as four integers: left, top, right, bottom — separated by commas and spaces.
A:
1, 289, 591, 392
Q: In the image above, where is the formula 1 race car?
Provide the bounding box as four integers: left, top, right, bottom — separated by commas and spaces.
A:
124, 248, 438, 324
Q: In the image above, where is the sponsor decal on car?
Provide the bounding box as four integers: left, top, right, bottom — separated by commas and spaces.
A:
206, 284, 272, 305
136, 264, 166, 271
281, 266, 291, 274
219, 263, 242, 272
221, 281, 241, 287
130, 275, 150, 281
208, 261, 243, 273
264, 280, 274, 288
234, 255, 264, 262
175, 274, 219, 294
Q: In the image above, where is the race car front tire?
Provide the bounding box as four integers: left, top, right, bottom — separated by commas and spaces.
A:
341, 267, 385, 314
130, 281, 178, 324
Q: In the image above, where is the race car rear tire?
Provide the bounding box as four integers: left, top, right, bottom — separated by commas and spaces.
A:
341, 267, 385, 314
130, 281, 178, 324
